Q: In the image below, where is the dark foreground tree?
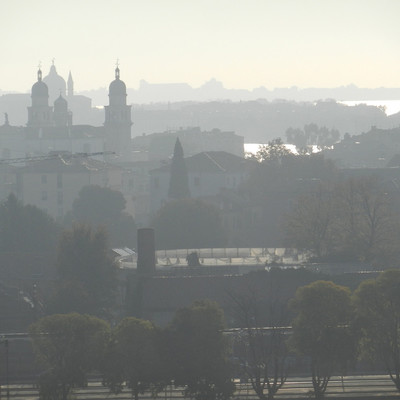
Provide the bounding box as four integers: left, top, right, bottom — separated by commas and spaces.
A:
66, 185, 137, 248
153, 198, 227, 249
101, 317, 163, 400
167, 300, 235, 400
0, 193, 60, 253
289, 281, 355, 399
48, 224, 117, 317
29, 313, 110, 400
168, 137, 190, 200
353, 269, 400, 392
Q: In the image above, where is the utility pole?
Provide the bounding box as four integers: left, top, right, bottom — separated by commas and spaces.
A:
5, 339, 8, 400
0, 337, 9, 400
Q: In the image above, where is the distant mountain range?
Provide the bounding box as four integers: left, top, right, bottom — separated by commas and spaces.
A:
78, 79, 400, 106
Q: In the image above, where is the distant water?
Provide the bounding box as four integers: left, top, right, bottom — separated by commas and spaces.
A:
339, 100, 400, 116
244, 100, 400, 155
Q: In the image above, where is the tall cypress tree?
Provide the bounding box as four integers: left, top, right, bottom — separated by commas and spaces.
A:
168, 138, 190, 200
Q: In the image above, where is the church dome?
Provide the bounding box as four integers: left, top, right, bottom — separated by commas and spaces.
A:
54, 94, 68, 112
109, 67, 126, 95
31, 69, 48, 98
43, 63, 66, 100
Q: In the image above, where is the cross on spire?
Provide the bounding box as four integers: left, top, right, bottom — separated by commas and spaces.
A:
115, 59, 120, 79
37, 61, 42, 81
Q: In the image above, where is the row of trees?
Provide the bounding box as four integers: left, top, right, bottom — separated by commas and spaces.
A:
232, 269, 400, 399
285, 123, 340, 152
29, 300, 233, 400
29, 270, 400, 400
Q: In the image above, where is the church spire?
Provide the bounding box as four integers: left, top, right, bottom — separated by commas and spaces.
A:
67, 71, 74, 97
115, 59, 120, 80
37, 63, 42, 82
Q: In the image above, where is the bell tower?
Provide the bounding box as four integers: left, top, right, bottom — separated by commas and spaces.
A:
104, 63, 132, 161
27, 67, 53, 128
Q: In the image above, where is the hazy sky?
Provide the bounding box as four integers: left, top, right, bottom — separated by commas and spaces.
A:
2, 0, 400, 93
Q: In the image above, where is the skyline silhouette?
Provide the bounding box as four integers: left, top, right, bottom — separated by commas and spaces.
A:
1, 0, 399, 92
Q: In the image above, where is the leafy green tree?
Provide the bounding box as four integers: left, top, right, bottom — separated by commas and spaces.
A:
49, 224, 117, 317
0, 193, 60, 253
168, 137, 190, 200
167, 300, 235, 400
29, 313, 110, 400
289, 281, 355, 399
66, 185, 137, 248
153, 198, 227, 249
353, 269, 400, 392
101, 317, 163, 400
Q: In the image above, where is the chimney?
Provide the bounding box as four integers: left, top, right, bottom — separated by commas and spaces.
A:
137, 228, 156, 276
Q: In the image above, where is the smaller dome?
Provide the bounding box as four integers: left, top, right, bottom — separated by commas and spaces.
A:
31, 69, 48, 98
55, 94, 67, 104
109, 67, 126, 95
54, 94, 68, 111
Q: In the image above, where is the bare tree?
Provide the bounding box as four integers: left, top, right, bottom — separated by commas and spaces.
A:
285, 183, 336, 258
285, 176, 400, 265
228, 290, 288, 400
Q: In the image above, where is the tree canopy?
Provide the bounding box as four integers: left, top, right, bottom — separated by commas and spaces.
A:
29, 313, 110, 400
253, 138, 292, 163
289, 281, 355, 399
101, 317, 163, 400
66, 185, 137, 248
285, 123, 340, 152
353, 269, 400, 391
152, 198, 227, 249
167, 300, 235, 400
48, 224, 117, 317
0, 193, 60, 254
